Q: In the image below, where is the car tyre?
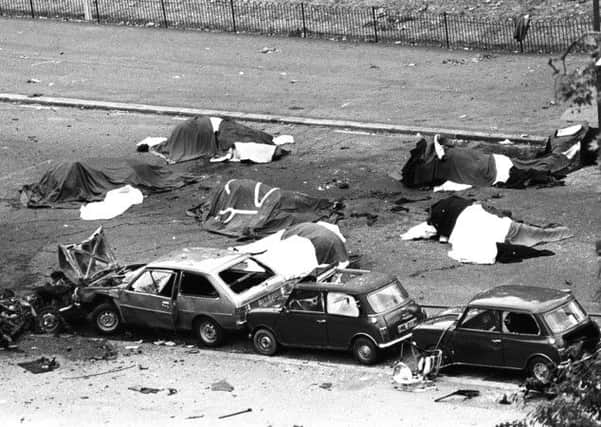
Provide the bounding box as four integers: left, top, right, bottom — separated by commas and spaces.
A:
91, 303, 121, 334
36, 306, 63, 334
528, 356, 555, 384
194, 317, 224, 347
252, 328, 278, 356
352, 337, 379, 365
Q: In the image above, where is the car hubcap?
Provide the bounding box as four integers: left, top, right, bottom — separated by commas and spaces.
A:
201, 323, 216, 343
98, 311, 117, 330
358, 344, 372, 360
258, 334, 272, 351
41, 312, 59, 331
533, 363, 550, 382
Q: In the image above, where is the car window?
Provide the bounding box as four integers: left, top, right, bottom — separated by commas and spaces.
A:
502, 311, 540, 335
459, 308, 500, 332
287, 290, 323, 313
366, 281, 409, 313
219, 258, 274, 294
327, 292, 359, 318
179, 272, 219, 298
131, 270, 175, 297
543, 300, 587, 334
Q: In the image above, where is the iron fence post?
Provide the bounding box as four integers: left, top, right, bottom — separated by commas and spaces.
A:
596, 59, 601, 129
94, 0, 100, 23
594, 0, 600, 31
443, 12, 449, 48
371, 7, 378, 43
230, 0, 237, 33
29, 0, 34, 18
160, 0, 168, 28
301, 3, 307, 38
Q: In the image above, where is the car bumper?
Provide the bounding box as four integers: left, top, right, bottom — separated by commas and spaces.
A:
378, 332, 413, 349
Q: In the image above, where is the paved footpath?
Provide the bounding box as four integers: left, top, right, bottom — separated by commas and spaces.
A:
0, 17, 584, 136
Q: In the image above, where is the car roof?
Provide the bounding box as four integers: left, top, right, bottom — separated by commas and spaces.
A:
468, 285, 573, 313
296, 271, 397, 295
146, 247, 248, 273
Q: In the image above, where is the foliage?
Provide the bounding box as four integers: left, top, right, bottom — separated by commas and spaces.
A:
498, 351, 601, 427
549, 33, 601, 108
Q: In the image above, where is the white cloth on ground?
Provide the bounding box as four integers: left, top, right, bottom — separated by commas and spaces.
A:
273, 135, 295, 145
400, 222, 438, 240
80, 185, 144, 220
447, 204, 512, 264
433, 181, 473, 192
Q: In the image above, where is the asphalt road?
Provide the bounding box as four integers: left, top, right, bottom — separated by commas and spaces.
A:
0, 17, 586, 135
0, 17, 600, 426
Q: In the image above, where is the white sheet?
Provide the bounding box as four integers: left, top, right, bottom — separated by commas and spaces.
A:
447, 204, 512, 264
254, 236, 319, 280
433, 181, 473, 192
556, 124, 582, 137
492, 154, 514, 184
80, 185, 144, 220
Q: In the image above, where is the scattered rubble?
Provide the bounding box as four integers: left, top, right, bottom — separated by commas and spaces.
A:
18, 356, 59, 374
211, 379, 234, 392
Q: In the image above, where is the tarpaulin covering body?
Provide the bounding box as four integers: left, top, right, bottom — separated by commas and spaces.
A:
20, 158, 196, 207
281, 222, 349, 266
400, 137, 496, 188
400, 128, 598, 189
235, 222, 349, 268
203, 179, 333, 238
154, 116, 275, 163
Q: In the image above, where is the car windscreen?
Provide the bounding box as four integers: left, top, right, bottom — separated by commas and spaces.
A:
543, 300, 587, 334
366, 281, 409, 314
219, 258, 275, 294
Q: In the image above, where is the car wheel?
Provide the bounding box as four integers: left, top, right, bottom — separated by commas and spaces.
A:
252, 328, 278, 356
352, 337, 379, 365
528, 356, 555, 384
91, 303, 121, 334
36, 306, 63, 334
195, 317, 224, 347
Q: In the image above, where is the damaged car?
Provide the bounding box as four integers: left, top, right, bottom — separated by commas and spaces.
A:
74, 247, 301, 346
247, 268, 426, 365
411, 285, 600, 383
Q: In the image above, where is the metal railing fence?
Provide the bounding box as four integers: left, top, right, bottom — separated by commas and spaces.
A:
0, 0, 595, 53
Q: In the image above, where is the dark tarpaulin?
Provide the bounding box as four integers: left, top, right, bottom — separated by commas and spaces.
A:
154, 116, 275, 163
399, 126, 598, 190
20, 158, 197, 208
202, 179, 334, 238
281, 223, 349, 266
399, 136, 497, 188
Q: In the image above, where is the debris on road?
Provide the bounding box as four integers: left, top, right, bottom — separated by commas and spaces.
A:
18, 356, 59, 374
64, 364, 136, 380
0, 289, 35, 348
319, 382, 333, 390
259, 47, 277, 54
129, 386, 161, 394
218, 408, 252, 419
434, 389, 480, 402
26, 78, 40, 83
211, 379, 234, 392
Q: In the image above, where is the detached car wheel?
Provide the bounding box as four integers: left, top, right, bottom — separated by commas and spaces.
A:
528, 356, 555, 384
91, 303, 121, 334
195, 317, 224, 347
352, 337, 379, 365
252, 328, 278, 356
36, 306, 63, 334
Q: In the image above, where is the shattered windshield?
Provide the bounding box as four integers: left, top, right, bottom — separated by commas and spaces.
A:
219, 258, 275, 294
367, 281, 409, 313
543, 300, 587, 334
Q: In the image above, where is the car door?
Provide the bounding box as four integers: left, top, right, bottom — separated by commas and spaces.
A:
325, 291, 362, 349
276, 289, 327, 347
451, 307, 504, 367
175, 271, 234, 330
119, 268, 177, 330
501, 310, 549, 369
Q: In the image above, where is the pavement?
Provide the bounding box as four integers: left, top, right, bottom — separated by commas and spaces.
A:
0, 16, 590, 138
